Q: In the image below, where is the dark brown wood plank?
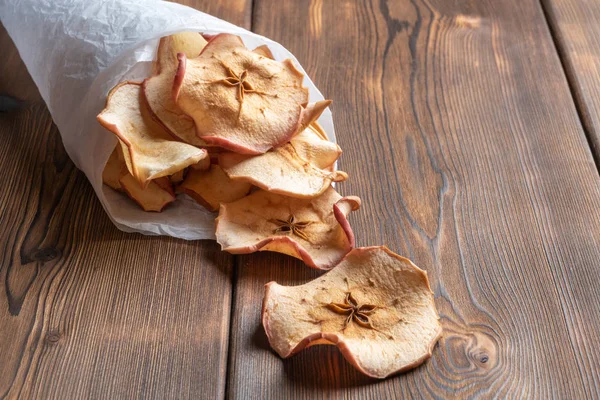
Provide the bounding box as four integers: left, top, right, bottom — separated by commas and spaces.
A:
175, 0, 252, 28
227, 0, 600, 397
0, 1, 251, 398
0, 23, 42, 103
542, 0, 600, 167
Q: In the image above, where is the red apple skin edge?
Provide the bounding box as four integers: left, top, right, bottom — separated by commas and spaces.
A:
172, 53, 186, 105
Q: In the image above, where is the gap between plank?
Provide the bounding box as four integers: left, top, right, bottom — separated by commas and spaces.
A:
223, 254, 239, 400
538, 0, 600, 176
249, 0, 257, 32
224, 3, 255, 399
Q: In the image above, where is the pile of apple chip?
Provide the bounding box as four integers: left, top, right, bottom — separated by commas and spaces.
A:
98, 32, 441, 379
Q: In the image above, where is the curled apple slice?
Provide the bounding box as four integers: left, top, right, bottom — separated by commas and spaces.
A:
119, 174, 175, 212
97, 81, 208, 187
216, 187, 360, 269
179, 165, 252, 212
252, 44, 274, 59
295, 100, 332, 139
151, 31, 207, 75
262, 246, 442, 379
219, 125, 347, 199
291, 125, 340, 169
144, 32, 209, 146
173, 33, 312, 154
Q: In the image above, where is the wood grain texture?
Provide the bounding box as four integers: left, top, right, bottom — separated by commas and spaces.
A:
542, 0, 600, 167
173, 0, 252, 28
227, 0, 600, 398
0, 0, 250, 399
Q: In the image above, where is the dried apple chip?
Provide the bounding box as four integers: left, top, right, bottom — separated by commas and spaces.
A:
151, 31, 207, 75
262, 246, 442, 378
253, 44, 274, 59
215, 187, 360, 269
295, 100, 332, 138
179, 165, 252, 212
102, 145, 125, 190
289, 124, 340, 169
173, 33, 312, 154
169, 169, 186, 184
309, 121, 328, 141
219, 125, 347, 198
144, 32, 209, 146
305, 122, 337, 171
190, 156, 211, 171
120, 174, 175, 212
97, 81, 208, 187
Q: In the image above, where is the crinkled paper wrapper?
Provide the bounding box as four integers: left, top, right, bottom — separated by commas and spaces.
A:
0, 0, 335, 240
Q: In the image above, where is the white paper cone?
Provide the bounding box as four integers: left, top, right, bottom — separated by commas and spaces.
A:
0, 0, 335, 240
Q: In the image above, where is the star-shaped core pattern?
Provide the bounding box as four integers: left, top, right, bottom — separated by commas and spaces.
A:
326, 292, 379, 330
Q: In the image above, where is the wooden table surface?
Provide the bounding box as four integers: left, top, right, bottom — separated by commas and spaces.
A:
2, 0, 600, 398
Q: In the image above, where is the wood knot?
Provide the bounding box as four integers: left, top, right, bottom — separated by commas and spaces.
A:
445, 329, 498, 372
466, 332, 496, 369
33, 248, 61, 262
45, 330, 62, 345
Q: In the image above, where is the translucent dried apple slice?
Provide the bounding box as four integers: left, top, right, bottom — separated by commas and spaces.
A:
143, 32, 209, 146
215, 187, 360, 269
219, 125, 347, 199
119, 173, 175, 212
262, 246, 442, 378
173, 33, 314, 154
97, 81, 208, 187
179, 165, 252, 212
